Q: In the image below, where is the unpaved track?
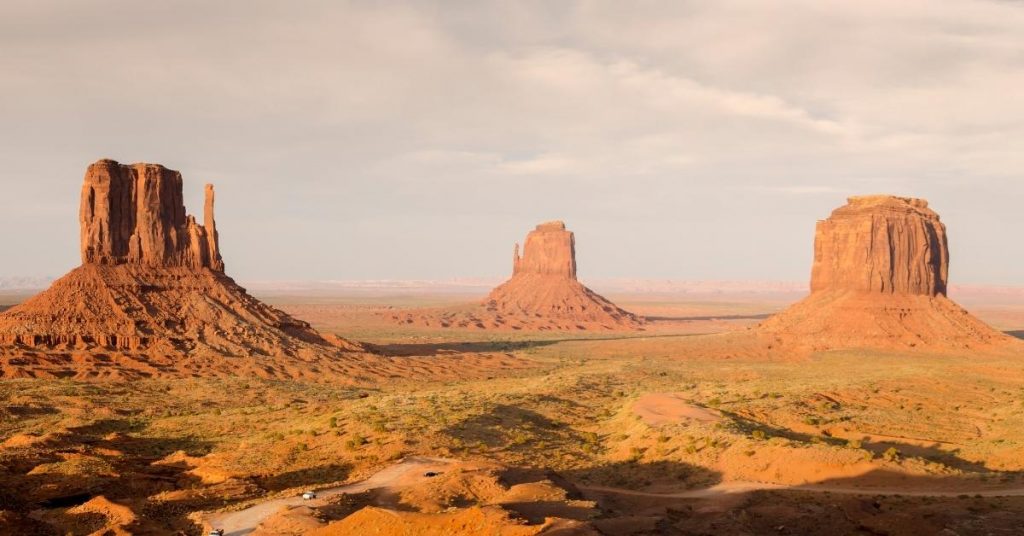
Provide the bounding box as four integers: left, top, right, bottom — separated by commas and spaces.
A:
205, 457, 455, 536
207, 458, 1024, 535
581, 481, 1024, 499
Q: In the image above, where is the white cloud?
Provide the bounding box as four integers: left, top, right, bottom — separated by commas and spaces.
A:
0, 0, 1022, 283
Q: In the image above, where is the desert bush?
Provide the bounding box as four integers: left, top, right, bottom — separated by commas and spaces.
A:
345, 434, 368, 451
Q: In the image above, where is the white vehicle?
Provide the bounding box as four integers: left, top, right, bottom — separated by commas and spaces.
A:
302, 491, 317, 500
208, 530, 224, 536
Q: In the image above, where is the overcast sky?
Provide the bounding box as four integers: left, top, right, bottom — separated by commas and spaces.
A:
1, 0, 1022, 284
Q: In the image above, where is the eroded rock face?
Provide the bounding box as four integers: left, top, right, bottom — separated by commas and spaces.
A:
512, 221, 577, 279
759, 195, 1011, 351
0, 159, 382, 380
389, 220, 642, 331
809, 196, 947, 296
80, 159, 223, 271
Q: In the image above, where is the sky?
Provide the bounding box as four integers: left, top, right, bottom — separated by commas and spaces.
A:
1, 0, 1022, 284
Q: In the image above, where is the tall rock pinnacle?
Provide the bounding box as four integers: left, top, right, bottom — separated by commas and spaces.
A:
809, 196, 948, 296
80, 159, 223, 271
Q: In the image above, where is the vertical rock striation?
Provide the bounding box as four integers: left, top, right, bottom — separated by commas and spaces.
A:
759, 195, 1011, 351
809, 196, 947, 296
0, 159, 370, 379
512, 221, 577, 279
80, 159, 223, 271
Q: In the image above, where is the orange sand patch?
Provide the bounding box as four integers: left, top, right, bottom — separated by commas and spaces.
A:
633, 393, 723, 426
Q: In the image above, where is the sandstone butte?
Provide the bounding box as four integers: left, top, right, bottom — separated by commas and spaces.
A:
758, 195, 1015, 351
0, 159, 380, 381
392, 221, 643, 331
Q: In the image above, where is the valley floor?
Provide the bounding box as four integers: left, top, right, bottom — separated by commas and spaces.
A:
2, 292, 1024, 534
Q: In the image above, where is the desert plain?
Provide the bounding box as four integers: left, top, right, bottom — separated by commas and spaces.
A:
2, 163, 1024, 536
3, 285, 1024, 535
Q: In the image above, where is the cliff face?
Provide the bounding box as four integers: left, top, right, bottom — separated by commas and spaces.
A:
80, 159, 223, 271
512, 221, 577, 279
391, 220, 642, 331
486, 221, 640, 330
809, 196, 947, 296
0, 159, 373, 379
759, 195, 1010, 351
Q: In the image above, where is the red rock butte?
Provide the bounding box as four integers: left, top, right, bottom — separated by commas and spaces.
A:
80, 160, 225, 271
393, 221, 642, 331
809, 195, 947, 296
0, 159, 380, 380
512, 221, 577, 278
759, 195, 1012, 351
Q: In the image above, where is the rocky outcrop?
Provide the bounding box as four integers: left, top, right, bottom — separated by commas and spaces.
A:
759, 195, 1011, 351
0, 159, 377, 380
392, 221, 642, 331
80, 159, 223, 271
810, 196, 947, 296
512, 221, 577, 278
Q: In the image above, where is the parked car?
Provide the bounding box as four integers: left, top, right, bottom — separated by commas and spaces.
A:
423, 471, 439, 478
208, 530, 224, 536
302, 491, 317, 500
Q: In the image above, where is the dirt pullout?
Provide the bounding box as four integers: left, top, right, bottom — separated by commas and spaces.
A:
389, 221, 644, 332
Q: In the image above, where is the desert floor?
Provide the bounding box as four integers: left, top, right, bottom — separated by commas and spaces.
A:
3, 290, 1024, 535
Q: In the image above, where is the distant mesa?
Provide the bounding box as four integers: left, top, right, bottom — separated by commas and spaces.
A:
512, 220, 576, 278
758, 195, 1014, 351
0, 159, 372, 380
392, 220, 643, 331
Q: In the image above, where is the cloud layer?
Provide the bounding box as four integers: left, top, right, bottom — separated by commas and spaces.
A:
1, 0, 1021, 283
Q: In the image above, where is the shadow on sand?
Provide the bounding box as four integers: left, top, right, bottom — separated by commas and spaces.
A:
255, 463, 354, 492
644, 313, 774, 322
578, 467, 1024, 535
373, 333, 706, 357
718, 409, 995, 473
0, 418, 252, 534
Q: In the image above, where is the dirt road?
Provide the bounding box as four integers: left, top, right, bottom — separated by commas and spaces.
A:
204, 457, 455, 536
206, 458, 1024, 535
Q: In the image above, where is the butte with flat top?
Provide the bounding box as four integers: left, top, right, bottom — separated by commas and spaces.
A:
0, 159, 375, 380
391, 220, 643, 331
757, 195, 1014, 351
